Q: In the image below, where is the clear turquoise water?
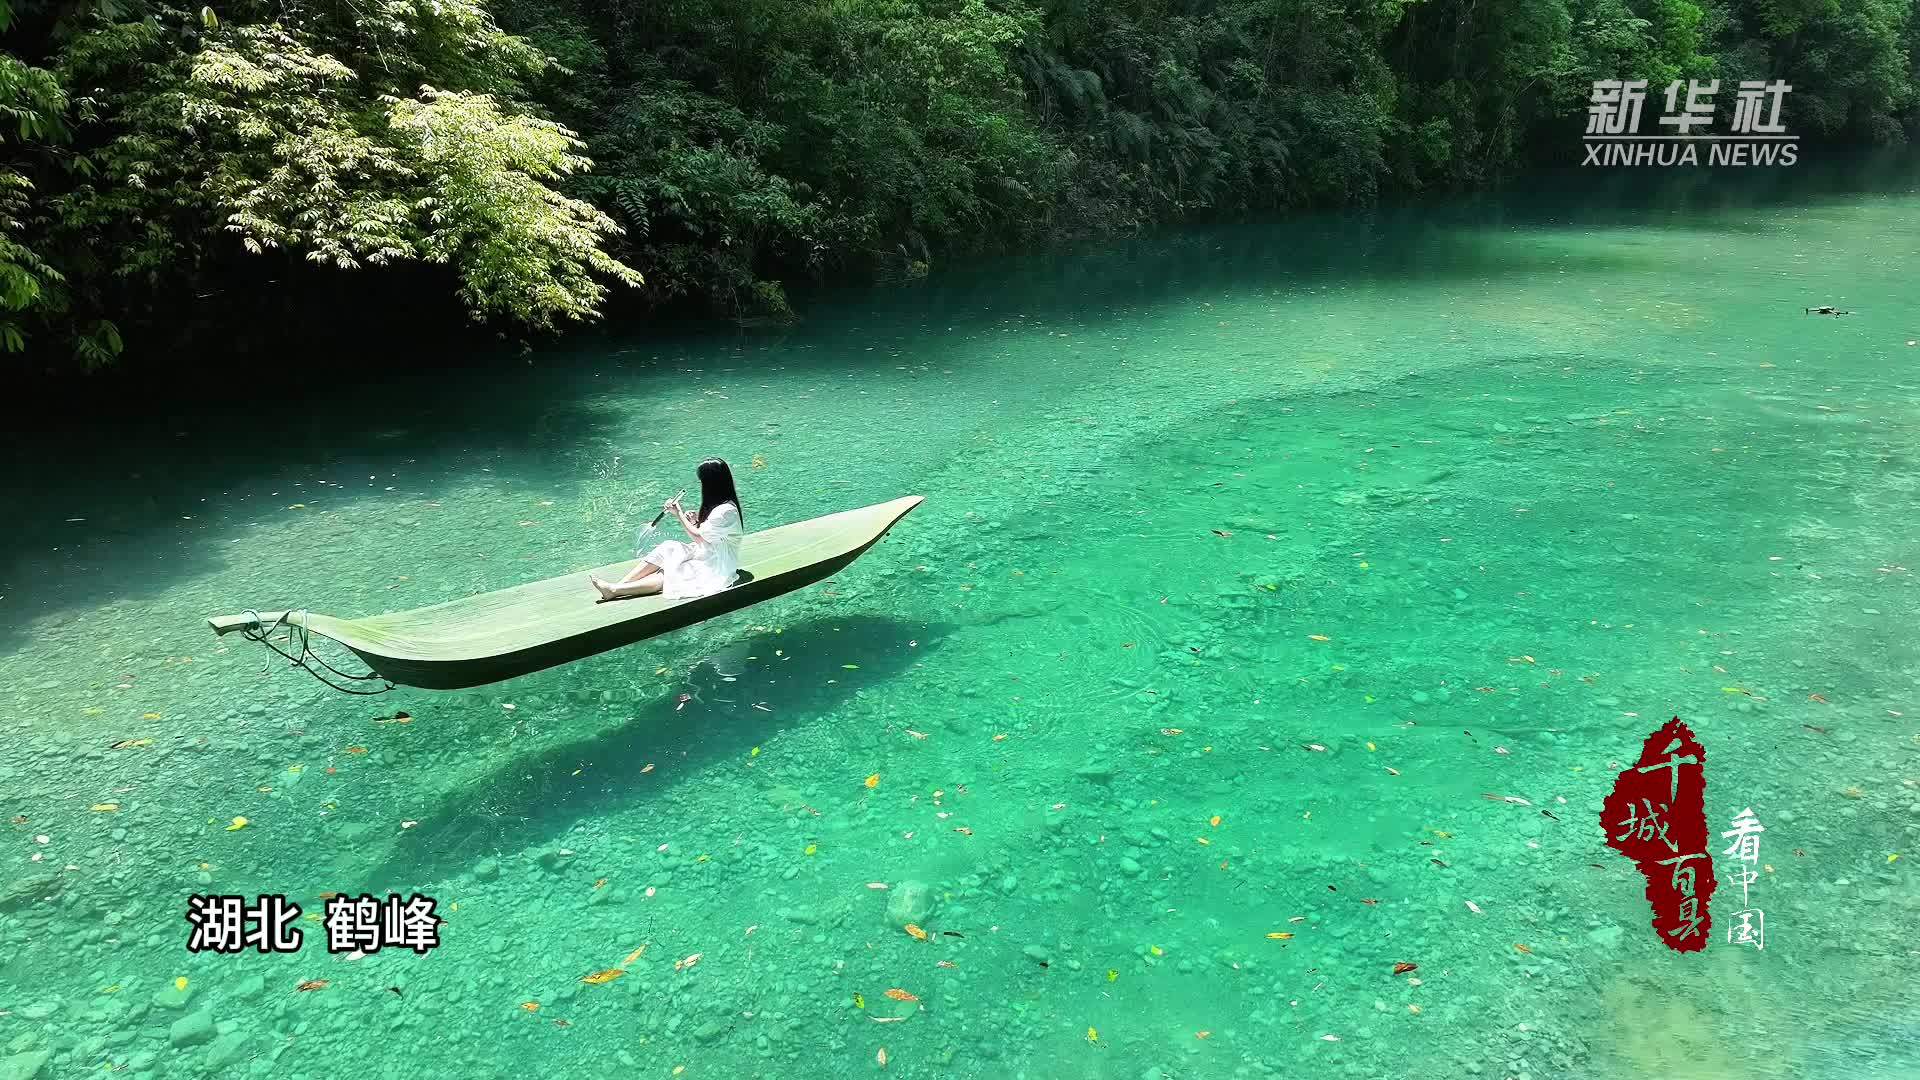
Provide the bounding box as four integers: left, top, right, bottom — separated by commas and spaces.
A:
2, 158, 1918, 1079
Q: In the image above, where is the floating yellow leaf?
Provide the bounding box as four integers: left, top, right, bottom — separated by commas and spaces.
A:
1149, 945, 1163, 957
1514, 943, 1533, 955
91, 803, 119, 812
174, 977, 189, 992
1366, 741, 1377, 752
1106, 969, 1118, 982
1209, 815, 1222, 827
1266, 932, 1294, 940
804, 844, 818, 856
521, 1002, 540, 1013
864, 773, 880, 789
1308, 634, 1330, 642
225, 817, 248, 831
883, 988, 919, 1002
141, 712, 161, 720
750, 746, 760, 757
853, 992, 865, 1009
581, 968, 626, 985
843, 664, 860, 670
903, 924, 928, 941
1086, 1027, 1099, 1044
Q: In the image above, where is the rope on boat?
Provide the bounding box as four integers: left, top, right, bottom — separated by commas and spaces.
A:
236, 609, 397, 696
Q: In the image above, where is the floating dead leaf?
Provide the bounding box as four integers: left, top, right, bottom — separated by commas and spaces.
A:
936, 960, 956, 969
1385, 767, 1401, 776
521, 1002, 540, 1012
872, 1016, 905, 1024
904, 924, 929, 941
953, 827, 973, 836
1514, 943, 1533, 955
1408, 1004, 1423, 1015
641, 763, 655, 774
865, 773, 880, 789
344, 747, 368, 755
581, 968, 626, 985
674, 953, 702, 972
1308, 634, 1330, 642
1393, 962, 1418, 975
1465, 900, 1484, 914
90, 803, 119, 813
1196, 1031, 1212, 1040
883, 988, 919, 1002
1161, 728, 1184, 736
225, 817, 249, 831
1266, 932, 1294, 940
1210, 529, 1232, 538
1303, 743, 1328, 752
1808, 693, 1828, 703
593, 878, 607, 889
877, 1047, 888, 1068
108, 739, 153, 750
905, 730, 929, 740
1209, 815, 1222, 827
295, 980, 329, 992
1481, 793, 1531, 806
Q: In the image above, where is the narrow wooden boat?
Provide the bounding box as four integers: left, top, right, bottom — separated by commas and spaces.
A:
207, 495, 923, 690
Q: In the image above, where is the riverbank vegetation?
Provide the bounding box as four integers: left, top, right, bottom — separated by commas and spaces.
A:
4, 0, 1917, 370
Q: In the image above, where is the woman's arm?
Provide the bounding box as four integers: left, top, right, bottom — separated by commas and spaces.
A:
672, 501, 705, 544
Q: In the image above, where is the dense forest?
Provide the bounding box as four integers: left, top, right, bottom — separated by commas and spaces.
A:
2, 0, 1916, 370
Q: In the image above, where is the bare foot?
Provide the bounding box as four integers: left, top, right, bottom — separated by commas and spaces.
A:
589, 576, 616, 600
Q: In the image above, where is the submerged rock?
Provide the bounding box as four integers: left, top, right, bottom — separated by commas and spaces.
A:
0, 1050, 51, 1080
886, 880, 933, 926
168, 1011, 214, 1048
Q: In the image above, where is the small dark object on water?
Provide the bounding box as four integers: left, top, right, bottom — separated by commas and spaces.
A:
1037, 960, 1050, 969
1431, 858, 1449, 868
1327, 885, 1338, 892
387, 987, 403, 996
1805, 306, 1852, 315
1541, 809, 1560, 820
942, 930, 964, 939
1803, 724, 1829, 734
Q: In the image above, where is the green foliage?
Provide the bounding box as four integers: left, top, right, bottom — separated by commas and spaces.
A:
0, 0, 1915, 368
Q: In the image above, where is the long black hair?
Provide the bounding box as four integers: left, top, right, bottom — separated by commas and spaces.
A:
695, 458, 741, 526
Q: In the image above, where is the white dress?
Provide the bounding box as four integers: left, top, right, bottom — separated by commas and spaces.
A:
643, 503, 743, 599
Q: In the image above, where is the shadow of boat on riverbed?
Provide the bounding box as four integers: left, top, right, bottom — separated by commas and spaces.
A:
353, 614, 948, 893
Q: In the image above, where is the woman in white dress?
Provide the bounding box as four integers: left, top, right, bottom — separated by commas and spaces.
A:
590, 458, 744, 601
